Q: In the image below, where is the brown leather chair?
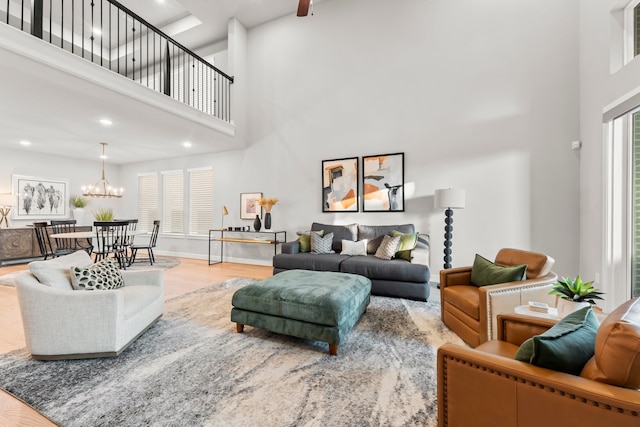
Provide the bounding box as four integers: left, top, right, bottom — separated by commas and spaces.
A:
440, 248, 557, 347
437, 298, 640, 427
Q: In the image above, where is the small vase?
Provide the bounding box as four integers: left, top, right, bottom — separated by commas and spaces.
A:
556, 298, 590, 318
264, 212, 271, 230
253, 215, 262, 232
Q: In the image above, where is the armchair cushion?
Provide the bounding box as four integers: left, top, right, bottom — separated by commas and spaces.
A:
28, 250, 93, 290
470, 254, 527, 287
581, 297, 640, 389
70, 258, 124, 290
515, 306, 599, 375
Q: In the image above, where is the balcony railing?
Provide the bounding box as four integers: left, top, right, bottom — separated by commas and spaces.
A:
1, 0, 233, 122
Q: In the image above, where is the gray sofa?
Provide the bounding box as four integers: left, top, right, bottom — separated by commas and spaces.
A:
272, 222, 431, 301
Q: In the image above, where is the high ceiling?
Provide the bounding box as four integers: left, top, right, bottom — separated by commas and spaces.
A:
0, 0, 322, 164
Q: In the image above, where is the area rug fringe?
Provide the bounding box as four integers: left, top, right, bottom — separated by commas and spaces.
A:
0, 277, 463, 427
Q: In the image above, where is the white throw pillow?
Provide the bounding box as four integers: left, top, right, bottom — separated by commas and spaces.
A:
28, 250, 93, 290
340, 239, 368, 256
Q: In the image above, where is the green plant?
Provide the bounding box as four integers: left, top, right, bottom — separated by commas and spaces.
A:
549, 276, 604, 304
93, 207, 114, 221
70, 195, 89, 208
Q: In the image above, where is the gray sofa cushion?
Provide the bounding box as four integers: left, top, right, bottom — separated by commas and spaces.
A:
340, 255, 428, 283
357, 224, 415, 254
272, 253, 351, 272
311, 222, 357, 252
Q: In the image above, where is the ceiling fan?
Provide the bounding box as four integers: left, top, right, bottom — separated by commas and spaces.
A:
297, 0, 313, 17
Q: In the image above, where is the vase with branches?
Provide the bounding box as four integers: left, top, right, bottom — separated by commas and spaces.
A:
257, 197, 278, 230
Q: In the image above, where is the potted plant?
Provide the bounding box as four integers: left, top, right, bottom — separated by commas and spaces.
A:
70, 195, 89, 225
94, 207, 115, 222
549, 276, 604, 317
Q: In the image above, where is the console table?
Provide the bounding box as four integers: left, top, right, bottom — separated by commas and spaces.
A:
208, 229, 287, 265
0, 227, 39, 265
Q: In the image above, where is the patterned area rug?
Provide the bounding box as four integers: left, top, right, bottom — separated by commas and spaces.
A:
0, 256, 180, 286
0, 278, 464, 427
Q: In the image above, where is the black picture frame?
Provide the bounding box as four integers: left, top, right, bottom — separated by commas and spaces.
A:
322, 157, 359, 212
362, 152, 405, 212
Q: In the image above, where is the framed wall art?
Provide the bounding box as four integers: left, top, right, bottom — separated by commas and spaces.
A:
240, 192, 262, 220
12, 175, 69, 219
362, 152, 405, 212
322, 157, 359, 212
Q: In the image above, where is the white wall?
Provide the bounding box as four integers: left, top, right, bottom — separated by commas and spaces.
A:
579, 0, 640, 310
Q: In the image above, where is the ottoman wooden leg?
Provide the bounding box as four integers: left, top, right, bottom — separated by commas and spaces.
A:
329, 343, 338, 356
236, 323, 244, 333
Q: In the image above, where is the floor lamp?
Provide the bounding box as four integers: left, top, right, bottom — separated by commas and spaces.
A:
221, 205, 229, 230
0, 194, 17, 229
434, 188, 466, 270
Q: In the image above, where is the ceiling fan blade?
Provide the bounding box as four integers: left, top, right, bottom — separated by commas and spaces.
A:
297, 0, 310, 17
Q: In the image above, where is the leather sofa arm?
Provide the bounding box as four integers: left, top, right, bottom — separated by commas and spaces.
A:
496, 313, 557, 346
438, 343, 640, 427
439, 266, 472, 288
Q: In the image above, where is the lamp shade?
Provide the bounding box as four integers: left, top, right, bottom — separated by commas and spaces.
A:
434, 188, 466, 209
0, 194, 17, 207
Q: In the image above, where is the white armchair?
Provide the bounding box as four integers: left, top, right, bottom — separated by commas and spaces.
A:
15, 251, 164, 360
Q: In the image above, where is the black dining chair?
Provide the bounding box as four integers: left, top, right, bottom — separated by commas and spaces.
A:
93, 221, 129, 269
114, 219, 138, 263
50, 219, 93, 255
129, 220, 160, 266
33, 222, 57, 260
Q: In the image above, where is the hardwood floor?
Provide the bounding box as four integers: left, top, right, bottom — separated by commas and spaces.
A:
0, 258, 272, 427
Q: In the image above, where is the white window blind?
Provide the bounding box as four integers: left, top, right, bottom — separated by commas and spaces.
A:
138, 173, 158, 233
632, 112, 640, 299
188, 167, 214, 235
162, 170, 184, 234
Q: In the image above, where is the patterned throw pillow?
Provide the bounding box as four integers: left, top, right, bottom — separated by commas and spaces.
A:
297, 230, 324, 253
311, 232, 334, 254
374, 235, 401, 260
70, 258, 125, 290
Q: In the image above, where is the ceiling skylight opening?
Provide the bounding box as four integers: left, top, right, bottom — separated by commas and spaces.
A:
19, 140, 31, 146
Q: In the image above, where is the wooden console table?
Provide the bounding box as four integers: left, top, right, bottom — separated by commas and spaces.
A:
208, 229, 287, 265
0, 227, 39, 265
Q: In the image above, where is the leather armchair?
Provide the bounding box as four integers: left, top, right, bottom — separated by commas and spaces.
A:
437, 305, 640, 427
440, 248, 557, 347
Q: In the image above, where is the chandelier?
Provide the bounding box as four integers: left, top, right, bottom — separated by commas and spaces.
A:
82, 142, 123, 198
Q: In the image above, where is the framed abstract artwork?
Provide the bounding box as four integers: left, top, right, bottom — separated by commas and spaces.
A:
362, 152, 405, 212
322, 157, 359, 212
240, 192, 262, 220
12, 175, 69, 219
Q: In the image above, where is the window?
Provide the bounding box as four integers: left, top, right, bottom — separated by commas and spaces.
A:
188, 167, 214, 235
624, 0, 640, 63
137, 173, 158, 233
162, 170, 184, 234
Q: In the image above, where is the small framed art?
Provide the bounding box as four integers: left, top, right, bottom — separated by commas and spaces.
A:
362, 152, 405, 212
322, 157, 359, 212
240, 192, 262, 219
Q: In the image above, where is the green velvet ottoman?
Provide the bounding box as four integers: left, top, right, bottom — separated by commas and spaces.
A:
231, 269, 371, 355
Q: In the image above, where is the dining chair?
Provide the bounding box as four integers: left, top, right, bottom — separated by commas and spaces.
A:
129, 220, 160, 266
50, 219, 93, 255
114, 219, 138, 263
93, 221, 129, 269
33, 222, 56, 260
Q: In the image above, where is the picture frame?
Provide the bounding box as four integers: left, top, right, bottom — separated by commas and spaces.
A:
322, 157, 359, 212
240, 192, 262, 220
362, 152, 405, 212
12, 175, 70, 219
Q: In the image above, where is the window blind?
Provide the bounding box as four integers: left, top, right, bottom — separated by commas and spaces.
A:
137, 174, 158, 233
162, 170, 184, 234
633, 112, 640, 298
188, 167, 214, 236
635, 3, 640, 57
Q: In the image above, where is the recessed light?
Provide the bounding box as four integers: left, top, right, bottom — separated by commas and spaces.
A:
19, 140, 31, 146
99, 118, 112, 126
183, 141, 192, 148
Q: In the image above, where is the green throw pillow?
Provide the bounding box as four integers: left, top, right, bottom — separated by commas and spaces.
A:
470, 254, 527, 286
391, 230, 418, 261
515, 307, 599, 375
297, 230, 324, 253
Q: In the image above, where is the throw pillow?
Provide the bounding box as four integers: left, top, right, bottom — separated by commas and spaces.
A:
340, 239, 368, 256
470, 254, 527, 287
391, 230, 418, 261
374, 235, 401, 260
311, 232, 334, 254
515, 307, 599, 375
297, 230, 324, 253
70, 258, 125, 290
28, 250, 94, 290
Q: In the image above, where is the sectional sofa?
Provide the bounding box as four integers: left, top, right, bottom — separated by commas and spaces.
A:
272, 222, 431, 301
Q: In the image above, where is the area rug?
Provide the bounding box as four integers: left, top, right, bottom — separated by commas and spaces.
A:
0, 256, 180, 287
0, 278, 464, 427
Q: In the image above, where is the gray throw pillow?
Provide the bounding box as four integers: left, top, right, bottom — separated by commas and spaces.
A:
311, 232, 334, 254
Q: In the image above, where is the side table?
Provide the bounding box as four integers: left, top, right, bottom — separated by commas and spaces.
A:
208, 229, 287, 265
